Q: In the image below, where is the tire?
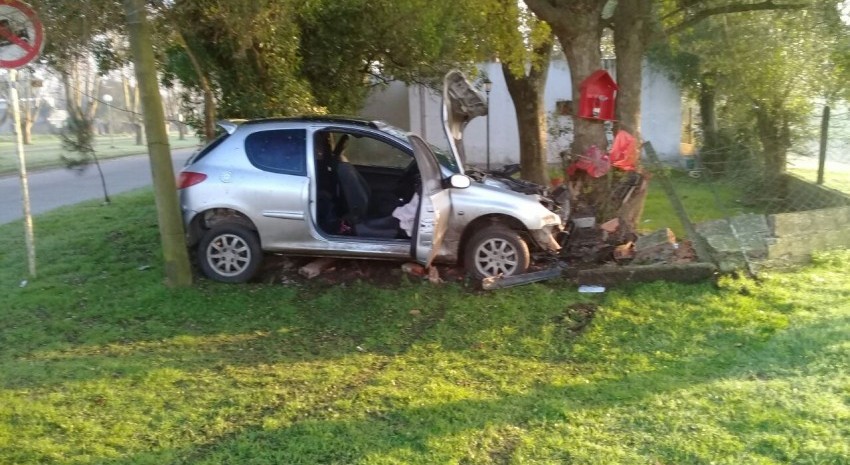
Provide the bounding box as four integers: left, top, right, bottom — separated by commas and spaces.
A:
464, 226, 530, 281
197, 224, 262, 283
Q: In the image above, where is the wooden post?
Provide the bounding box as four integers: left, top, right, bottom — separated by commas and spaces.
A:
817, 105, 829, 185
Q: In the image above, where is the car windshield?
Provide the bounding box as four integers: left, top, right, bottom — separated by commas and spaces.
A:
373, 121, 460, 173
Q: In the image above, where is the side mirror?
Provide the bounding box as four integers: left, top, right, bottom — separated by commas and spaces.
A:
448, 174, 471, 189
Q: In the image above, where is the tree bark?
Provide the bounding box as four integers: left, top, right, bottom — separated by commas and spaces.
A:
525, 0, 615, 219
755, 104, 790, 177
124, 0, 193, 287
697, 78, 723, 168
524, 0, 608, 158
22, 76, 34, 145
502, 37, 554, 186
613, 0, 653, 139
611, 1, 654, 230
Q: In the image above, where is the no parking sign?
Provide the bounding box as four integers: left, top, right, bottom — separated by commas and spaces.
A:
0, 0, 44, 69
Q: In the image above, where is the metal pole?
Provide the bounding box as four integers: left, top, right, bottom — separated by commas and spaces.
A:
108, 103, 114, 147
817, 105, 829, 185
9, 69, 37, 277
486, 90, 491, 171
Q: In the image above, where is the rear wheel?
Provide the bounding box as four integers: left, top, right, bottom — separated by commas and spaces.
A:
198, 224, 262, 283
464, 226, 530, 281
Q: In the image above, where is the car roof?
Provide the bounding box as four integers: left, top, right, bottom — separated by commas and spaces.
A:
240, 116, 380, 130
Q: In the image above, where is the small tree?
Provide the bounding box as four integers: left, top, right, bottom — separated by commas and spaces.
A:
60, 111, 110, 204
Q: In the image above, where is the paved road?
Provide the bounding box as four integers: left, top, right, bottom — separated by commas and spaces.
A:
1, 147, 195, 225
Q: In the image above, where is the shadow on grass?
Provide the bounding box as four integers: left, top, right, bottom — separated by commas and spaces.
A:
90, 312, 849, 465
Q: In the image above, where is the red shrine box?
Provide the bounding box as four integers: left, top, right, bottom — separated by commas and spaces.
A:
578, 69, 618, 121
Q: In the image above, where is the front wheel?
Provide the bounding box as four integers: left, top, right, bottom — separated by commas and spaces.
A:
197, 224, 262, 283
464, 226, 530, 281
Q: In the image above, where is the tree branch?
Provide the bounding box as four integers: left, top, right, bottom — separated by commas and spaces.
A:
522, 0, 561, 25
666, 1, 810, 35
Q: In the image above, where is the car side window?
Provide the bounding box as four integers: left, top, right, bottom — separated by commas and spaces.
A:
244, 129, 307, 176
342, 134, 411, 168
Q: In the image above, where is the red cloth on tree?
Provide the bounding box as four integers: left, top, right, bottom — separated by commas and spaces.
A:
566, 145, 610, 178
609, 130, 638, 171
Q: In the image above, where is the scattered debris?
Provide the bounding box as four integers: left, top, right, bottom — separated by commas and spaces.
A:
401, 262, 427, 277
600, 218, 620, 233
19, 279, 27, 288
578, 285, 606, 293
298, 257, 336, 279
556, 302, 599, 336
633, 227, 678, 264
481, 265, 564, 290
427, 266, 443, 285
137, 265, 151, 271
613, 242, 635, 261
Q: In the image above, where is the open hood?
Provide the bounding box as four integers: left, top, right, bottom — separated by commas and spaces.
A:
442, 70, 488, 174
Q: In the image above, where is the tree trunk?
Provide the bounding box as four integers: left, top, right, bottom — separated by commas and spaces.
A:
22, 76, 33, 145
698, 79, 718, 151
134, 85, 145, 145
612, 1, 653, 231
62, 71, 96, 142
698, 78, 727, 170
613, 0, 652, 139
124, 0, 193, 287
557, 29, 607, 157
22, 112, 33, 145
502, 37, 554, 186
525, 0, 613, 218
524, 0, 608, 158
755, 106, 789, 177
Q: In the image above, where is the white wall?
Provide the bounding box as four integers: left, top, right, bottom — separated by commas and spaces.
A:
364, 59, 684, 165
359, 80, 411, 130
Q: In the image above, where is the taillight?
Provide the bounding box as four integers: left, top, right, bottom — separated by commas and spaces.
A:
177, 171, 207, 189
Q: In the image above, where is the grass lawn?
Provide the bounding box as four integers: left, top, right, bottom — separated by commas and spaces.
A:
0, 133, 202, 176
1, 190, 848, 464
789, 167, 850, 196
640, 171, 759, 238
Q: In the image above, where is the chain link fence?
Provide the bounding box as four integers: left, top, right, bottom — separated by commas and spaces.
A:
675, 106, 850, 215
644, 110, 850, 275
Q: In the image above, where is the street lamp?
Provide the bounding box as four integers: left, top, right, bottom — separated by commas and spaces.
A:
483, 77, 493, 171
103, 94, 115, 148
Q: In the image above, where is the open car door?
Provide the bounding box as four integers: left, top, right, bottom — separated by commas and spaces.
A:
409, 134, 451, 268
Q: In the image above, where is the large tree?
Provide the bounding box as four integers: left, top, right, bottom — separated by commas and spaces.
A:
653, 2, 845, 178
124, 0, 193, 287
158, 0, 489, 127
483, 0, 555, 185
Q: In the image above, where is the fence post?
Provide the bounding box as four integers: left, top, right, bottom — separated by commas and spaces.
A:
817, 105, 829, 185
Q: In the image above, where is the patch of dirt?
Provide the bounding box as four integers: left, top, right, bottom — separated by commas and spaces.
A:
553, 302, 599, 337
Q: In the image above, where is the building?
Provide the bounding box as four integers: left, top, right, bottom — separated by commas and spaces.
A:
360, 59, 683, 166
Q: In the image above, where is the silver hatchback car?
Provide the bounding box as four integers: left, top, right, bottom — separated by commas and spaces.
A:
178, 71, 567, 283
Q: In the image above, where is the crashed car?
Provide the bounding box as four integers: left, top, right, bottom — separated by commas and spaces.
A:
178, 70, 568, 283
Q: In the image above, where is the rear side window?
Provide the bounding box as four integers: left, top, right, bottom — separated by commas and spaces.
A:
186, 133, 230, 166
244, 129, 307, 176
